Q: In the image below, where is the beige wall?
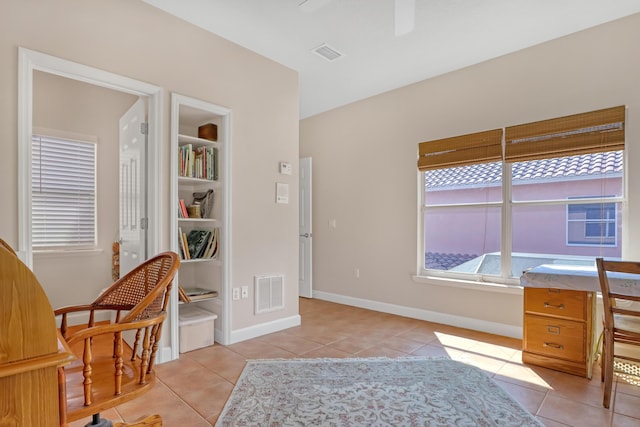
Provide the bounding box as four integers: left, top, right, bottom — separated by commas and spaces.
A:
32, 71, 138, 309
0, 0, 300, 334
300, 13, 640, 334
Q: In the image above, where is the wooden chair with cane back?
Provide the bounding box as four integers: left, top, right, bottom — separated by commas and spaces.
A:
595, 257, 640, 409
55, 251, 179, 426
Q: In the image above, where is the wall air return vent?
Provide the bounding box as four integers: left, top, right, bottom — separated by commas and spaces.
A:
255, 275, 284, 314
312, 43, 344, 62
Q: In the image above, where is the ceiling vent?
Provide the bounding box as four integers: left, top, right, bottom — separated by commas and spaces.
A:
312, 43, 344, 62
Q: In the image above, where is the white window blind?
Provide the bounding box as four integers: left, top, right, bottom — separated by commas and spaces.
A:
32, 134, 97, 249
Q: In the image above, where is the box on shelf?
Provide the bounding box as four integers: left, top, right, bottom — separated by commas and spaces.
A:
198, 123, 218, 141
178, 305, 217, 353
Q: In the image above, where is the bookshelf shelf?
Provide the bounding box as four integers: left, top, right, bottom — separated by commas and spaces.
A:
178, 217, 219, 225
178, 133, 222, 149
171, 93, 230, 353
178, 176, 223, 188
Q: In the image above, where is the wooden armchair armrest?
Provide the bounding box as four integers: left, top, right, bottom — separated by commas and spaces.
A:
55, 304, 134, 338
64, 314, 166, 346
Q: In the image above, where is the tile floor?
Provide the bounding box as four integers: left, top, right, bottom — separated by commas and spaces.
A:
69, 298, 640, 426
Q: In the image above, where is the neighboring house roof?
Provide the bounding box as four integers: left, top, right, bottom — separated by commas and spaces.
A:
425, 151, 623, 189
425, 252, 478, 271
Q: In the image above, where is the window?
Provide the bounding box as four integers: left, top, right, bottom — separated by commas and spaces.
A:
418, 106, 625, 282
32, 134, 97, 250
567, 200, 616, 246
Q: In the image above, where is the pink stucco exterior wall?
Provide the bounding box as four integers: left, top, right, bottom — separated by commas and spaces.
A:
425, 176, 622, 259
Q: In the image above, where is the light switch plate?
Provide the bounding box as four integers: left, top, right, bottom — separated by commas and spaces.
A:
276, 182, 289, 204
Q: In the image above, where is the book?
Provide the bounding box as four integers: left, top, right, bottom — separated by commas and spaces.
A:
181, 229, 190, 260
212, 147, 218, 180
186, 229, 211, 259
178, 286, 218, 303
182, 287, 218, 302
203, 228, 218, 258
178, 227, 190, 260
178, 199, 187, 218
189, 291, 218, 302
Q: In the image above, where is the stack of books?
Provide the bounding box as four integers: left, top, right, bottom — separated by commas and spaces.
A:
177, 227, 219, 260
178, 144, 218, 180
179, 286, 218, 303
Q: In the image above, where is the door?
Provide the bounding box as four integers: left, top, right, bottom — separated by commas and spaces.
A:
299, 157, 313, 298
119, 98, 147, 276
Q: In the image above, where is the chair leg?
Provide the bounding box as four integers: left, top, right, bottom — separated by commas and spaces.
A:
600, 333, 606, 383
602, 331, 614, 409
85, 413, 113, 427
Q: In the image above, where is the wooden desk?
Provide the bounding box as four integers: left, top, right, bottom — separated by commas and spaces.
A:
521, 263, 640, 295
0, 245, 75, 427
520, 265, 611, 378
521, 287, 595, 378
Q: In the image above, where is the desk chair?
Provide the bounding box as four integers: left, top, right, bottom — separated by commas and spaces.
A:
595, 257, 640, 408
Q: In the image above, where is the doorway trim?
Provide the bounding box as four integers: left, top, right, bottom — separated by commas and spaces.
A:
17, 47, 163, 269
17, 48, 170, 360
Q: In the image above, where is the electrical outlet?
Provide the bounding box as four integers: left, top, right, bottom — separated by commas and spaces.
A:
232, 287, 240, 300
241, 285, 249, 299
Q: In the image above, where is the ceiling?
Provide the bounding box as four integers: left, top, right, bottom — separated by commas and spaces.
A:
142, 0, 640, 119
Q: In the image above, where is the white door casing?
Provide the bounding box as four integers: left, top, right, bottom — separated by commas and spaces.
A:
17, 48, 171, 361
119, 98, 147, 276
299, 157, 312, 298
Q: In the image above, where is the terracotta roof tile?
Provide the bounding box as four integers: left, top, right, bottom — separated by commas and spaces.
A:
425, 252, 478, 270
425, 151, 622, 189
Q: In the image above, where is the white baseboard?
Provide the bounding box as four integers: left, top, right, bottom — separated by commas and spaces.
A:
313, 290, 522, 339
228, 314, 302, 344
54, 310, 111, 327
156, 346, 173, 364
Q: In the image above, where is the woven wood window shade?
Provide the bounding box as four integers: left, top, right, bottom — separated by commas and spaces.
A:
504, 106, 625, 162
417, 129, 503, 171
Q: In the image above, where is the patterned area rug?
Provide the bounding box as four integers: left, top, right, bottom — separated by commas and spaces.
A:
215, 357, 542, 427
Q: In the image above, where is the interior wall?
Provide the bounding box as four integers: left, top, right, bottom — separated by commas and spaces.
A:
300, 13, 640, 333
0, 0, 299, 333
32, 71, 138, 309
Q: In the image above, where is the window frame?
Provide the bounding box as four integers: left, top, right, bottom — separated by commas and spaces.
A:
418, 160, 626, 287
414, 106, 629, 287
566, 199, 617, 247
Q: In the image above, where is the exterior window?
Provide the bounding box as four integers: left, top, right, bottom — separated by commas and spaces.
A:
418, 106, 625, 282
423, 162, 501, 273
567, 201, 616, 246
422, 152, 623, 280
31, 134, 97, 250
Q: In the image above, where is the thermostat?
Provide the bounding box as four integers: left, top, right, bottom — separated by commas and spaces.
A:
279, 162, 292, 175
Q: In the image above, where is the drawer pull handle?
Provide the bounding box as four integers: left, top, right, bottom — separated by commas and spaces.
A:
543, 342, 564, 350
547, 326, 561, 335
547, 289, 561, 294
544, 302, 564, 309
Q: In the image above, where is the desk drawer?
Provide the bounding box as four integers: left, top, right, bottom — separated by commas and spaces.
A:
524, 288, 586, 320
524, 314, 585, 362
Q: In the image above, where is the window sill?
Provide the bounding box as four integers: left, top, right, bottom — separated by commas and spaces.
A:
33, 248, 104, 258
412, 274, 524, 295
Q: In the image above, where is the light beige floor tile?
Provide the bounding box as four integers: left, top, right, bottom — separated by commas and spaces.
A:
92, 298, 639, 426
494, 378, 547, 414
537, 394, 612, 427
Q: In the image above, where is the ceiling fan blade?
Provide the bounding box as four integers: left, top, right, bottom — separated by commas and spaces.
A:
298, 0, 333, 13
394, 0, 415, 36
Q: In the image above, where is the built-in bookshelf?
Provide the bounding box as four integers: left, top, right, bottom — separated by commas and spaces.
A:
170, 93, 230, 355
